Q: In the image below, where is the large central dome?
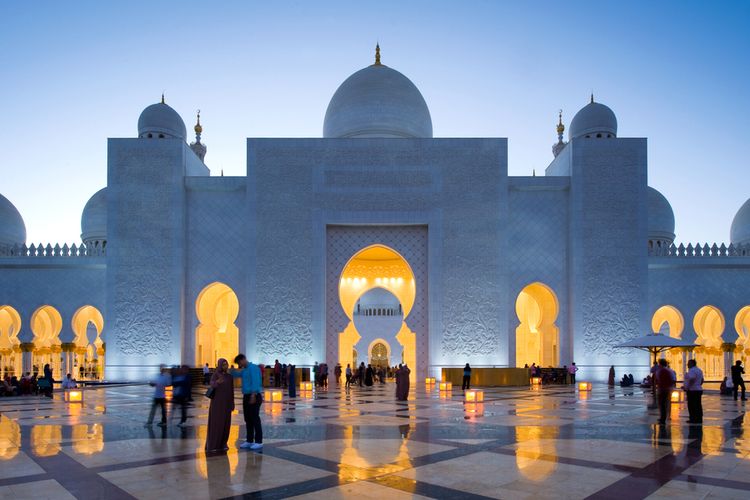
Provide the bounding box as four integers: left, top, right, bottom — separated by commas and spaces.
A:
323, 47, 432, 138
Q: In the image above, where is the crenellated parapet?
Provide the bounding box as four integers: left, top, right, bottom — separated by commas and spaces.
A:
0, 242, 106, 258
649, 241, 750, 258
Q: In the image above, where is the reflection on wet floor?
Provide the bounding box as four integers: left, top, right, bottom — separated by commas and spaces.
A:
1, 383, 750, 498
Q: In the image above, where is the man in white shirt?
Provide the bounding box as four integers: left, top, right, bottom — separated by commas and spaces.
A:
61, 373, 77, 389
684, 359, 704, 424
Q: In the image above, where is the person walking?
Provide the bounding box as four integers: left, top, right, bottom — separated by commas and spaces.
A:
731, 360, 746, 401
655, 358, 674, 425
203, 363, 211, 385
462, 363, 472, 390
205, 358, 234, 452
358, 362, 365, 387
334, 363, 342, 385
232, 354, 263, 450
146, 365, 171, 427
313, 361, 319, 387
608, 365, 615, 387
288, 364, 296, 398
684, 359, 704, 424
345, 364, 352, 388
568, 363, 578, 384
365, 364, 374, 386
172, 365, 190, 426
395, 364, 411, 401
273, 359, 281, 388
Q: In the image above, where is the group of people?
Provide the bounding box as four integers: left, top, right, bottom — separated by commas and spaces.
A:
652, 358, 705, 424
524, 362, 579, 384
344, 362, 389, 388
145, 365, 193, 427
1, 364, 58, 398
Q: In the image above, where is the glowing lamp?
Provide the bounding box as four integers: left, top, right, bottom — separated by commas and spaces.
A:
425, 377, 436, 385
65, 390, 84, 403
300, 381, 313, 391
531, 377, 542, 386
439, 381, 452, 392
300, 389, 313, 399
264, 389, 283, 403
465, 389, 484, 403
578, 382, 592, 391
670, 390, 684, 403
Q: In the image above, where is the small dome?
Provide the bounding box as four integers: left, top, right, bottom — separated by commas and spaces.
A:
137, 100, 186, 140
0, 193, 26, 248
731, 198, 750, 246
569, 98, 617, 140
324, 52, 432, 138
648, 187, 675, 243
81, 188, 107, 243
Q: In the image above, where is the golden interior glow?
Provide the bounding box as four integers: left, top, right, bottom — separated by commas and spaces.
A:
425, 377, 436, 385
0, 416, 20, 460
515, 283, 559, 368
368, 338, 390, 367
31, 425, 62, 457
531, 376, 542, 385
735, 306, 750, 352
693, 305, 725, 380
338, 245, 417, 382
464, 402, 484, 414
70, 305, 105, 379
0, 305, 22, 377
196, 282, 239, 368
670, 390, 684, 403
439, 381, 452, 391
300, 381, 313, 391
65, 390, 84, 402
578, 382, 591, 391
652, 305, 685, 379
30, 305, 63, 375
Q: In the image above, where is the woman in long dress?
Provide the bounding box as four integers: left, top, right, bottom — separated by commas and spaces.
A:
397, 364, 411, 401
205, 358, 234, 452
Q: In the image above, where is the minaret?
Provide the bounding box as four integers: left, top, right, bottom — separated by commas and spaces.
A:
552, 110, 567, 157
190, 110, 207, 162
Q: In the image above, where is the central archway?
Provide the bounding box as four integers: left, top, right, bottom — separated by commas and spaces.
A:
693, 305, 724, 380
515, 282, 559, 367
652, 305, 685, 379
338, 244, 416, 380
71, 305, 104, 380
30, 305, 63, 376
195, 282, 239, 368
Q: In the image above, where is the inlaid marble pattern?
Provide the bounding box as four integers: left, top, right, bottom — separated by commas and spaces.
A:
1, 383, 749, 499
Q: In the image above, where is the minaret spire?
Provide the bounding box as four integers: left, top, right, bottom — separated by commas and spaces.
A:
161, 93, 165, 104
590, 92, 594, 104
552, 109, 567, 158
190, 109, 207, 162
374, 43, 381, 65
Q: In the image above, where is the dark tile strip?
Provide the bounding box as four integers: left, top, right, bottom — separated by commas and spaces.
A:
221, 475, 343, 499
487, 446, 640, 474
674, 473, 750, 491
0, 472, 50, 487
89, 452, 201, 474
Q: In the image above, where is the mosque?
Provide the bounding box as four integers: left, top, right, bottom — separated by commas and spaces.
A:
1, 46, 750, 383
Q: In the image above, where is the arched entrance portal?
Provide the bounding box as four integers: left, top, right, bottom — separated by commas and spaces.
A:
195, 282, 239, 368
368, 339, 391, 368
515, 282, 559, 368
651, 305, 685, 379
693, 305, 724, 380
30, 305, 63, 377
71, 306, 105, 380
0, 306, 22, 377
338, 245, 416, 381
735, 306, 750, 358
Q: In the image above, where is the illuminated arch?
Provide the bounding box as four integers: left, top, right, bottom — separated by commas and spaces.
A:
515, 282, 559, 367
651, 305, 684, 338
338, 245, 416, 380
368, 338, 391, 367
0, 306, 22, 377
195, 282, 239, 368
30, 306, 63, 376
735, 306, 750, 351
693, 305, 725, 380
71, 306, 103, 348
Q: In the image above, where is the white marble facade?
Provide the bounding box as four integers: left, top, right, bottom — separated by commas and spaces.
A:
2, 52, 750, 382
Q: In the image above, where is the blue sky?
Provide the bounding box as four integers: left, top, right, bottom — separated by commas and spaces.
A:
1, 1, 748, 244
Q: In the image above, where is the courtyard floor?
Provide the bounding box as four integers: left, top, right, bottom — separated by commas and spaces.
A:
1, 382, 749, 499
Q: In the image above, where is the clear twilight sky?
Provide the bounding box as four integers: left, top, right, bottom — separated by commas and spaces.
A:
1, 1, 748, 245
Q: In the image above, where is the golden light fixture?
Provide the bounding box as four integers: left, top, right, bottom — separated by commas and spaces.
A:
578, 382, 592, 391
425, 377, 436, 385
465, 389, 484, 402
671, 390, 685, 403
439, 381, 452, 392
464, 402, 484, 415
65, 389, 84, 402
531, 376, 542, 386
264, 389, 283, 403
300, 381, 313, 391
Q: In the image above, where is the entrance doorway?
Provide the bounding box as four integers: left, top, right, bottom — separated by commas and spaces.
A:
368, 340, 391, 368
338, 244, 416, 381
195, 282, 239, 368
515, 282, 559, 368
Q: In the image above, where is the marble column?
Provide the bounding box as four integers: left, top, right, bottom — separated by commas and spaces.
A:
20, 342, 34, 375
722, 343, 735, 380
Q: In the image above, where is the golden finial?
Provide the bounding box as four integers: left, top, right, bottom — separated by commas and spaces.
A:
590, 92, 594, 104
557, 109, 565, 134
161, 93, 165, 104
194, 109, 202, 135
375, 43, 381, 65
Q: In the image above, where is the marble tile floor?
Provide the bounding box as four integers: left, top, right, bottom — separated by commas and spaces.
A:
1, 383, 750, 499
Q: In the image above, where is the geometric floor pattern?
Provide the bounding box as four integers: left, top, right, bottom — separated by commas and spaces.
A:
1, 382, 750, 499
